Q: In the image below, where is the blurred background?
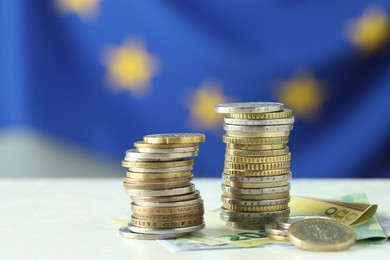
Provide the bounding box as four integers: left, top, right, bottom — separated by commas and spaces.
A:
1, 0, 390, 178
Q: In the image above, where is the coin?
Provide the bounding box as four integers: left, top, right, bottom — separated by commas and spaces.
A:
127, 165, 193, 173
222, 184, 291, 194
220, 208, 290, 218
125, 184, 195, 197
132, 212, 204, 221
221, 196, 290, 206
131, 216, 204, 229
277, 215, 334, 230
225, 131, 290, 138
130, 190, 200, 203
134, 141, 198, 149
224, 117, 295, 126
223, 191, 290, 200
223, 136, 288, 146
224, 124, 293, 133
265, 222, 288, 236
227, 109, 293, 119
133, 198, 203, 207
288, 219, 356, 251
126, 171, 192, 179
225, 221, 266, 230
223, 180, 289, 188
222, 173, 292, 182
224, 168, 291, 177
224, 161, 291, 170
267, 233, 290, 242
122, 159, 194, 168
129, 222, 205, 235
131, 201, 204, 215
222, 203, 289, 212
123, 180, 191, 190
224, 153, 291, 164
214, 102, 284, 114
119, 226, 190, 240
125, 149, 197, 160
225, 148, 289, 157
136, 146, 198, 153
124, 175, 193, 184
143, 133, 206, 144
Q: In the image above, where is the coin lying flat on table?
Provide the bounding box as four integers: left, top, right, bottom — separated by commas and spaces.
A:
119, 226, 190, 240
288, 218, 356, 251
143, 133, 206, 144
265, 221, 288, 236
214, 102, 284, 114
277, 215, 334, 229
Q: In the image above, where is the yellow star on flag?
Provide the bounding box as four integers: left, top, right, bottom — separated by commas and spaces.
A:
276, 72, 326, 119
185, 82, 230, 131
103, 40, 159, 97
55, 0, 100, 20
347, 6, 390, 54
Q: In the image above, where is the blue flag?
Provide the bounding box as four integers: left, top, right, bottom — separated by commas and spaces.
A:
1, 0, 390, 177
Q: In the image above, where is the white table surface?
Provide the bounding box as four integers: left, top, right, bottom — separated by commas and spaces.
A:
1, 178, 389, 260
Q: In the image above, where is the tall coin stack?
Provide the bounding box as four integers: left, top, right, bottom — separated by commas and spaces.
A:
119, 133, 206, 240
214, 102, 294, 230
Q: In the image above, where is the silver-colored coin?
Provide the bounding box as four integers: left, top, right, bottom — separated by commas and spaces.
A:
119, 226, 190, 240
223, 124, 293, 133
221, 183, 290, 194
130, 190, 200, 202
222, 172, 292, 183
125, 149, 197, 161
220, 207, 290, 219
225, 221, 266, 230
265, 222, 288, 236
221, 196, 290, 206
136, 146, 198, 153
277, 215, 334, 230
127, 165, 193, 173
129, 222, 205, 235
224, 117, 295, 126
125, 184, 195, 197
133, 197, 203, 207
124, 157, 177, 162
214, 102, 284, 114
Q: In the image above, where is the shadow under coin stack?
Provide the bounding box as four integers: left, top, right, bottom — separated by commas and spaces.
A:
214, 102, 294, 230
119, 133, 206, 240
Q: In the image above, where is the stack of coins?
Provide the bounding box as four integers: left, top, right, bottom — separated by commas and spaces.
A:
214, 102, 294, 230
119, 133, 206, 240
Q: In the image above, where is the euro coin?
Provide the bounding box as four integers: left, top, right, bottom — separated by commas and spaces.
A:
119, 226, 190, 240
214, 102, 284, 114
227, 109, 293, 119
288, 219, 355, 251
224, 117, 294, 126
143, 133, 205, 144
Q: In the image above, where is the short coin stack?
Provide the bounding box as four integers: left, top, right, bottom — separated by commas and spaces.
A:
119, 133, 206, 240
214, 102, 294, 230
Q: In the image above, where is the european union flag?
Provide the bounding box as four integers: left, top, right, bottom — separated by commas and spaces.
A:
1, 0, 390, 178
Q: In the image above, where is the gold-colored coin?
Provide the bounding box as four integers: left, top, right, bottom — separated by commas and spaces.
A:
227, 109, 293, 120
222, 203, 289, 212
123, 180, 191, 190
288, 219, 356, 251
225, 153, 291, 164
131, 216, 204, 229
130, 190, 200, 203
131, 202, 204, 215
132, 212, 204, 221
223, 180, 289, 188
124, 175, 193, 184
226, 143, 289, 152
223, 136, 288, 146
224, 168, 291, 177
267, 233, 289, 242
224, 161, 290, 170
134, 141, 198, 149
126, 171, 192, 180
223, 191, 290, 200
225, 131, 290, 138
122, 159, 194, 169
143, 133, 205, 144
